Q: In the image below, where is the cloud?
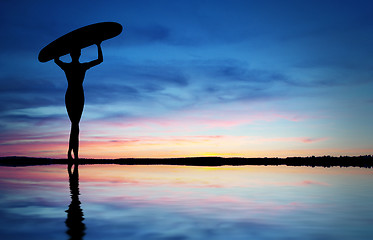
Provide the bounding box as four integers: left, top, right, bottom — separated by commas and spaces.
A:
256, 137, 327, 144
300, 180, 329, 186
120, 63, 189, 87
96, 59, 289, 110
85, 83, 140, 104
180, 59, 296, 104
201, 60, 284, 84
125, 25, 171, 45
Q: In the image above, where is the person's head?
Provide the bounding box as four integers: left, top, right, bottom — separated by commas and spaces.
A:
70, 49, 81, 62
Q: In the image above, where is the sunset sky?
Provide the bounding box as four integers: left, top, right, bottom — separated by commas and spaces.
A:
0, 0, 372, 158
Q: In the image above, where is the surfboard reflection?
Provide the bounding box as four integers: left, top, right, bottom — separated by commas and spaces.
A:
66, 163, 86, 240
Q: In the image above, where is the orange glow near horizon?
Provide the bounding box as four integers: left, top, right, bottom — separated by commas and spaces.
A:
1, 100, 371, 159
1, 134, 372, 159
1, 111, 371, 159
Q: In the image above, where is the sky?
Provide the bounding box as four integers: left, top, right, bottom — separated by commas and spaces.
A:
0, 0, 372, 158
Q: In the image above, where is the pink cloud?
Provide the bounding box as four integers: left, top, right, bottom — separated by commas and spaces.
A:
300, 180, 330, 186
84, 107, 314, 132
0, 133, 330, 158
256, 137, 328, 144
300, 137, 327, 143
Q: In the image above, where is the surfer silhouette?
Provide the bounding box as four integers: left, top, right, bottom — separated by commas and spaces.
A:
54, 43, 103, 160
39, 22, 122, 160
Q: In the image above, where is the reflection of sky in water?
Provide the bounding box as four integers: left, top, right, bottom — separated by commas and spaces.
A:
0, 165, 372, 240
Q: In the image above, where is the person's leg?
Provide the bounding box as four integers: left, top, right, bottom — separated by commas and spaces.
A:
68, 128, 73, 160
71, 123, 80, 160
66, 89, 84, 161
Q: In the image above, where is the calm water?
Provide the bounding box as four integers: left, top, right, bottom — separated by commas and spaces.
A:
0, 164, 372, 240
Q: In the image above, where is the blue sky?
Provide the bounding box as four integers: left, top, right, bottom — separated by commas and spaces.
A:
0, 0, 372, 158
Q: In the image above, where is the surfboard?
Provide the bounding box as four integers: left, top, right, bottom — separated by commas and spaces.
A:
38, 22, 122, 62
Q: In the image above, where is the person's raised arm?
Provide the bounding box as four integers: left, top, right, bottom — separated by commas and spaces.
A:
97, 43, 103, 63
85, 42, 103, 69
54, 57, 65, 69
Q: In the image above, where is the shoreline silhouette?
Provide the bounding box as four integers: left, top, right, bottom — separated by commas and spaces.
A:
1, 155, 372, 168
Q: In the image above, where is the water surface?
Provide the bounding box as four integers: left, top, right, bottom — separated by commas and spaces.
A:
0, 164, 372, 240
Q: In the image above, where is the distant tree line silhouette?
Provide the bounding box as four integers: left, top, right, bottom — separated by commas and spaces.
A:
1, 155, 372, 168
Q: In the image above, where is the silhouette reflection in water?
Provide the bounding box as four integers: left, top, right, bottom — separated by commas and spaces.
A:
66, 163, 86, 240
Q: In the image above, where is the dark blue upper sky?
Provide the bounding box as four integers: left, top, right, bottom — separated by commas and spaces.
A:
1, 0, 372, 158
